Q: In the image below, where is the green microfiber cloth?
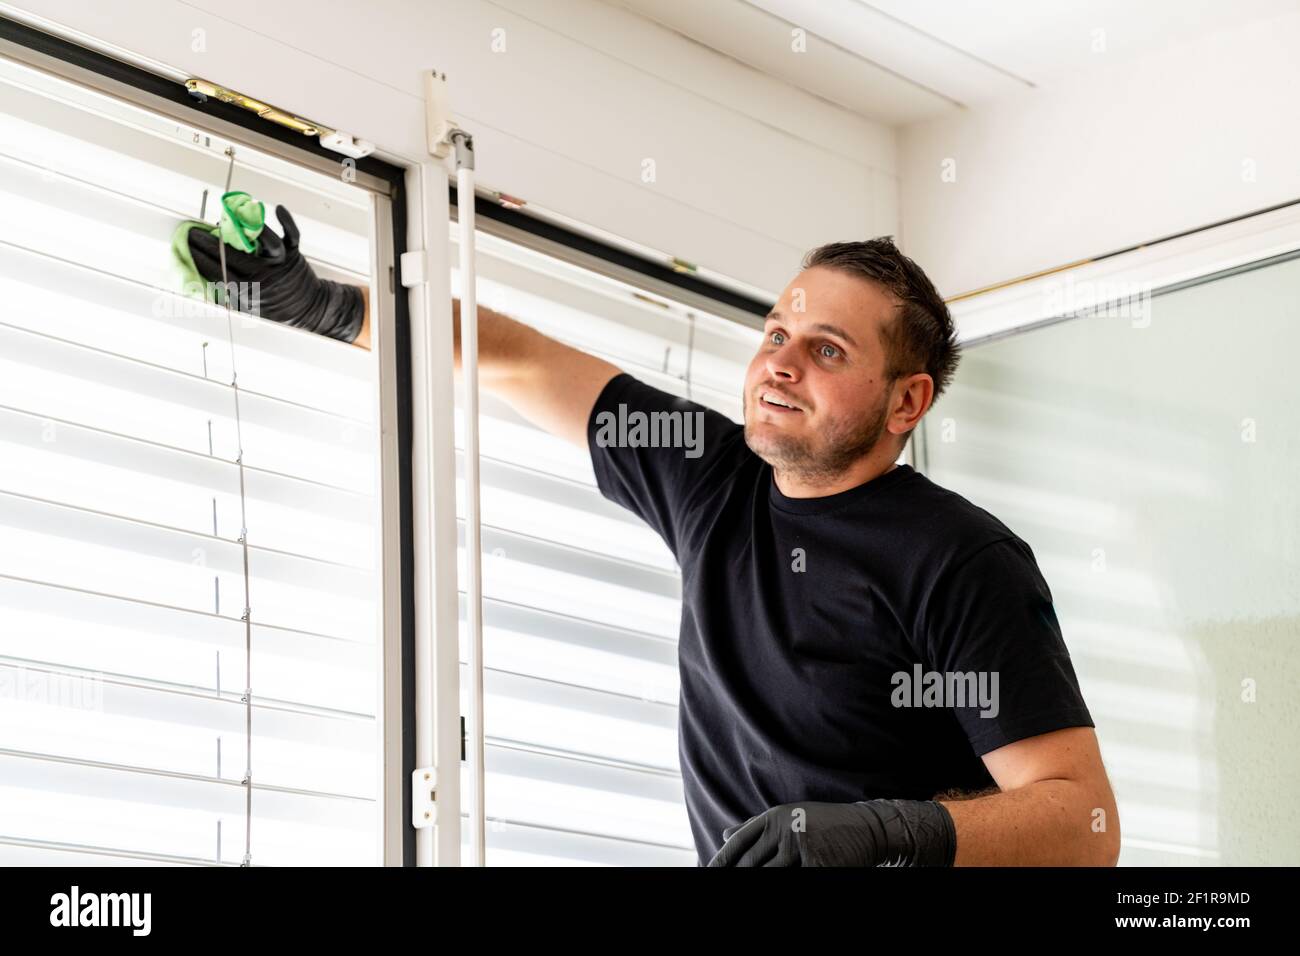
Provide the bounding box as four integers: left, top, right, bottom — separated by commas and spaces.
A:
172, 191, 266, 299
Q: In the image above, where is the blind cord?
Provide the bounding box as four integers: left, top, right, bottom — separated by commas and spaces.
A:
215, 146, 254, 867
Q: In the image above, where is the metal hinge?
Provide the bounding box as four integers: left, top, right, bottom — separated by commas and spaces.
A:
412, 767, 437, 829
183, 77, 372, 157
410, 717, 466, 830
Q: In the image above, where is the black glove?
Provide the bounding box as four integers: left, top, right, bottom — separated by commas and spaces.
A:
707, 798, 956, 867
187, 204, 364, 343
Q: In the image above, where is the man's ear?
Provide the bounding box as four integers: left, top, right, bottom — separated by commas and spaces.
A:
888, 373, 934, 437
899, 374, 930, 429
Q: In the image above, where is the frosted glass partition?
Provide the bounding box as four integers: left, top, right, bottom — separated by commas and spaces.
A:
920, 253, 1300, 866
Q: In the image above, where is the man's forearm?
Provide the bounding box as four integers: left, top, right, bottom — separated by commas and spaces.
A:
351, 285, 371, 350
939, 780, 1120, 865
447, 297, 621, 446
451, 297, 556, 387
345, 291, 530, 364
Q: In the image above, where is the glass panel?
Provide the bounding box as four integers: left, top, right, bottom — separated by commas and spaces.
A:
922, 253, 1300, 865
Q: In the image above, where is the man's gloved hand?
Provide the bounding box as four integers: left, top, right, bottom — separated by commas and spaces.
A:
187, 204, 364, 344
706, 798, 956, 867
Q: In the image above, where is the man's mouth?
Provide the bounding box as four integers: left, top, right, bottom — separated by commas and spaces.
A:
759, 390, 803, 413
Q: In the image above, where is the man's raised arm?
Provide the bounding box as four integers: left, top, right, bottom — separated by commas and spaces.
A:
451, 298, 621, 448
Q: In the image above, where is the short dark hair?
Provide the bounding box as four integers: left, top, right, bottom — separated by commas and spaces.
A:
801, 237, 961, 409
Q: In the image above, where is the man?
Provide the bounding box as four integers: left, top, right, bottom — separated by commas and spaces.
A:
195, 219, 1119, 867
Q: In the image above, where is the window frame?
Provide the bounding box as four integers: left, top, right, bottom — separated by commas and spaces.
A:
0, 12, 414, 866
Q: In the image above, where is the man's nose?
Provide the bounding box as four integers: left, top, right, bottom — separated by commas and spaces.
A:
765, 342, 801, 382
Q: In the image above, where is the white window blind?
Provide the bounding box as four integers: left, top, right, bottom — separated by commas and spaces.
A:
0, 53, 388, 865
451, 227, 762, 865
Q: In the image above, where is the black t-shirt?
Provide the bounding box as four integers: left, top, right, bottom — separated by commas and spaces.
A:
586, 373, 1095, 865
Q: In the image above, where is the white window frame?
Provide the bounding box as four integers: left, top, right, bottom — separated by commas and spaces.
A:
0, 22, 411, 866
945, 200, 1300, 346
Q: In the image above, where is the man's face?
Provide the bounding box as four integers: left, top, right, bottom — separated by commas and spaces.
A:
742, 266, 899, 484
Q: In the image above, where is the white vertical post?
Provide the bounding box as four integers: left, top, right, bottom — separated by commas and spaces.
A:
406, 158, 461, 866
454, 143, 487, 868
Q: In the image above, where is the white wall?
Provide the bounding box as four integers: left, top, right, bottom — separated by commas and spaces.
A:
898, 7, 1300, 299
5, 0, 897, 298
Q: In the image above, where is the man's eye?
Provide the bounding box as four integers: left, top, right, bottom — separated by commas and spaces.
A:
819, 343, 840, 359
769, 331, 785, 346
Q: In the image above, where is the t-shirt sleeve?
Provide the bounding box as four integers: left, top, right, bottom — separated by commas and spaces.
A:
920, 536, 1095, 757
586, 372, 746, 561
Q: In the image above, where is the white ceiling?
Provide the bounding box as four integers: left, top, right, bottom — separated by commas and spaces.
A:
602, 0, 1300, 126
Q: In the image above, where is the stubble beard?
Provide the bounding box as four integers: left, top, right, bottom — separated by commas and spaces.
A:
743, 389, 892, 486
